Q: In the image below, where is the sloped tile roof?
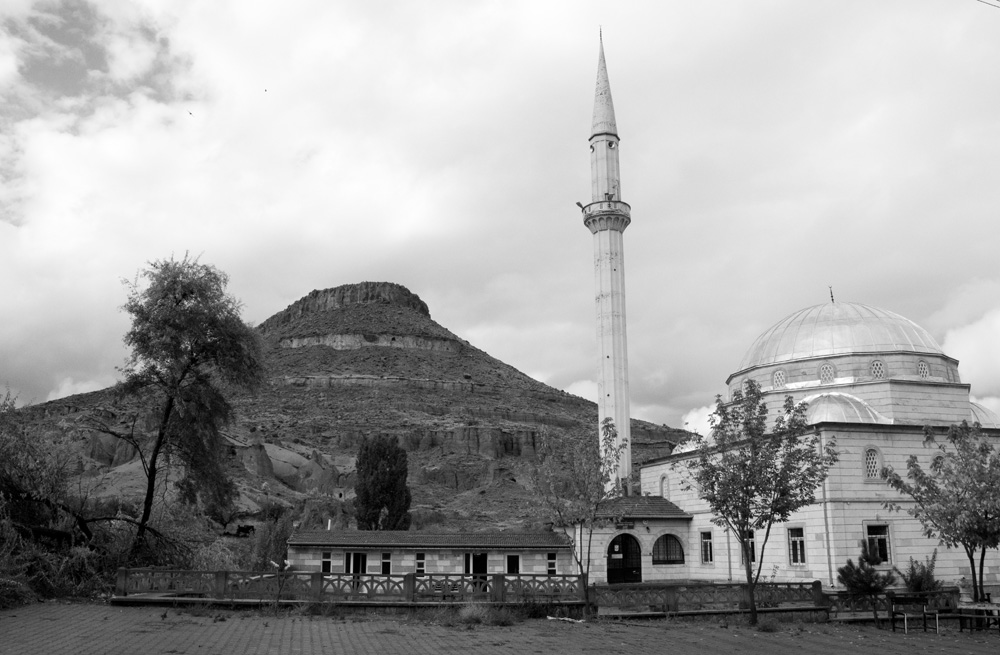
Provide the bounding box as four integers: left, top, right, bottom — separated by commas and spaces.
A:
596, 496, 692, 520
287, 530, 572, 550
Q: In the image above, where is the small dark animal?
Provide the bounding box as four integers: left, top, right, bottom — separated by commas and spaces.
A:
235, 524, 255, 538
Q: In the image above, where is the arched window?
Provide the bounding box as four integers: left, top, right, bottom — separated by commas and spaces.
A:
870, 360, 886, 380
652, 534, 685, 565
819, 363, 835, 384
773, 369, 786, 389
864, 448, 883, 479
659, 475, 669, 499
917, 361, 930, 379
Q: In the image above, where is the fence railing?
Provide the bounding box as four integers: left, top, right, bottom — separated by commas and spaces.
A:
594, 580, 826, 613
115, 569, 586, 605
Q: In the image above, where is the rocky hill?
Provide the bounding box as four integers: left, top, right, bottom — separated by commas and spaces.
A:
21, 282, 686, 531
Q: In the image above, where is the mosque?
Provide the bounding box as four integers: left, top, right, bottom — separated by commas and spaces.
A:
576, 40, 1000, 589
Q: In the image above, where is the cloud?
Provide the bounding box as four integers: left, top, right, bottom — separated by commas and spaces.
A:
680, 405, 714, 438
942, 308, 1000, 398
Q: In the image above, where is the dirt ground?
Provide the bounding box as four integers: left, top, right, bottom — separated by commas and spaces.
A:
1, 602, 998, 655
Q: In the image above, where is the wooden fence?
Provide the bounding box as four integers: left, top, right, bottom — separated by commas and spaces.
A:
115, 569, 586, 605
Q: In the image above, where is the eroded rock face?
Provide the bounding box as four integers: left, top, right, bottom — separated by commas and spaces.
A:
259, 282, 431, 335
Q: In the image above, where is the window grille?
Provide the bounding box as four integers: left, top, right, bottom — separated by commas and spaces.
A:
866, 524, 891, 563
652, 535, 685, 564
819, 364, 835, 384
918, 361, 930, 379
864, 449, 881, 479
773, 370, 786, 389
700, 532, 714, 564
788, 528, 806, 565
870, 360, 885, 379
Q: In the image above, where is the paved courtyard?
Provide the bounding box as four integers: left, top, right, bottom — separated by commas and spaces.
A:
1, 602, 999, 655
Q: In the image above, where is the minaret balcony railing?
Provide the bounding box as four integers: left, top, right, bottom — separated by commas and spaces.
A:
582, 200, 631, 233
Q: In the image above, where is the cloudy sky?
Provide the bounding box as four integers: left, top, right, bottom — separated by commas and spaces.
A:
3, 0, 1000, 433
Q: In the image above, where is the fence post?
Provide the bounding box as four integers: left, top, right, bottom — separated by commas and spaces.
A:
214, 571, 227, 600
491, 574, 505, 603
404, 573, 415, 603
116, 568, 128, 596
312, 571, 324, 601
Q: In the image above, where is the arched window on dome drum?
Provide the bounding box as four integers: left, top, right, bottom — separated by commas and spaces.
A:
652, 534, 684, 565
819, 363, 835, 384
918, 361, 930, 379
773, 370, 786, 389
864, 448, 882, 479
870, 360, 885, 380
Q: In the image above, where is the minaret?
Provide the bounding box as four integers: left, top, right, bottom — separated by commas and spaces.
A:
581, 36, 632, 485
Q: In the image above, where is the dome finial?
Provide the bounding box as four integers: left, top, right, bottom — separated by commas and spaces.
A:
829, 286, 835, 303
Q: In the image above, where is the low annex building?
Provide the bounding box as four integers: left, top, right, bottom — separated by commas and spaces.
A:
630, 301, 1000, 588
286, 531, 574, 577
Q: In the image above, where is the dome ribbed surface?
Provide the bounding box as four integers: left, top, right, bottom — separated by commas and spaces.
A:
970, 402, 1000, 429
802, 393, 890, 425
738, 302, 942, 371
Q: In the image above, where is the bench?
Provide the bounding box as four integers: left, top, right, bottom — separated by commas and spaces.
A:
888, 590, 960, 634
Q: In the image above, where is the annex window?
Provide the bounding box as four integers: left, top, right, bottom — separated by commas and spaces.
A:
742, 531, 756, 564
321, 551, 332, 574
506, 555, 520, 575
659, 474, 669, 499
547, 552, 557, 575
819, 363, 835, 384
864, 448, 883, 479
381, 552, 391, 575
788, 528, 806, 565
773, 369, 786, 389
866, 524, 891, 564
700, 532, 714, 564
415, 552, 425, 575
870, 360, 886, 380
917, 360, 930, 379
652, 534, 685, 565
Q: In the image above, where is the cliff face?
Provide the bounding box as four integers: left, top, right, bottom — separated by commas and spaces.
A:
29, 282, 686, 531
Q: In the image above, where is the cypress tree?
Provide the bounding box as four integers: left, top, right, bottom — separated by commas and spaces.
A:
354, 435, 412, 530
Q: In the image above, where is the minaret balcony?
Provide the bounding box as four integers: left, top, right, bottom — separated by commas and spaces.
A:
582, 200, 631, 233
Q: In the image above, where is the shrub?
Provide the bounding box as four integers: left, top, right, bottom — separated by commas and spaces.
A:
0, 577, 36, 610
458, 602, 488, 625
756, 618, 780, 632
895, 549, 942, 593
837, 540, 896, 627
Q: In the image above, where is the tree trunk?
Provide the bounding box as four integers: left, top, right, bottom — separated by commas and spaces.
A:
978, 547, 987, 602
132, 395, 173, 556
743, 545, 758, 625
965, 548, 981, 602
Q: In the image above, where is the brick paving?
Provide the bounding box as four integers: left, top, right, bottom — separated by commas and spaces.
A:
1, 602, 999, 655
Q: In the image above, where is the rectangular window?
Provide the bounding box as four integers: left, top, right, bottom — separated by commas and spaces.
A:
381, 552, 391, 575
788, 528, 806, 565
700, 532, 714, 564
321, 551, 332, 573
416, 552, 425, 575
547, 552, 557, 575
742, 531, 755, 564
506, 555, 520, 575
866, 524, 891, 563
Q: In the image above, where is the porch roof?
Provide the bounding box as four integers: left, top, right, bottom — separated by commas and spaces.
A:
287, 530, 572, 550
597, 496, 693, 520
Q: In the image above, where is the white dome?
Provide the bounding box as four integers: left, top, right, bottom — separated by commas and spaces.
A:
738, 302, 942, 371
802, 392, 890, 425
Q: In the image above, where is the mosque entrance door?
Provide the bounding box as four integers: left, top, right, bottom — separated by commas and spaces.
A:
607, 534, 642, 584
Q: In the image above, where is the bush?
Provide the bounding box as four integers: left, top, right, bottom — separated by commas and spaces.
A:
756, 618, 780, 632
0, 577, 36, 610
456, 603, 518, 627
895, 549, 942, 593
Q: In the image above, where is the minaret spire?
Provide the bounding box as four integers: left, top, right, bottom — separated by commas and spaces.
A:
581, 34, 632, 488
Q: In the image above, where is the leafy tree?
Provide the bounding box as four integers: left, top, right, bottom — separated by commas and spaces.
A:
532, 418, 627, 612
837, 540, 896, 626
93, 256, 264, 553
684, 380, 838, 625
883, 421, 1000, 602
354, 435, 412, 530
